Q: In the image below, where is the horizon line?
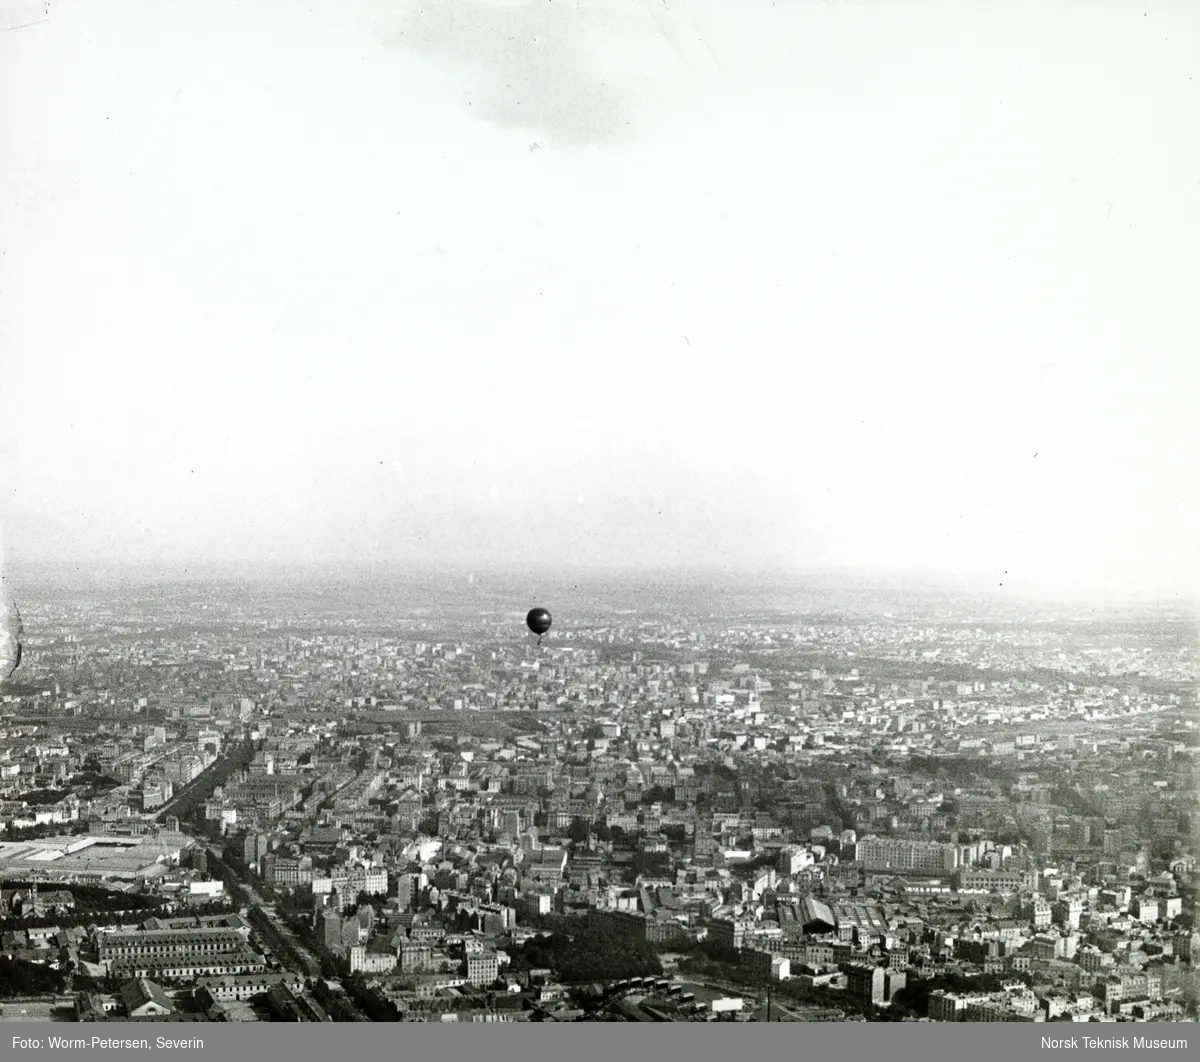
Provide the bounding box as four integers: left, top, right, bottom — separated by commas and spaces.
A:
4, 557, 1195, 609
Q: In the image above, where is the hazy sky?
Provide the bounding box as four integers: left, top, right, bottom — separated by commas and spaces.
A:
2, 0, 1197, 600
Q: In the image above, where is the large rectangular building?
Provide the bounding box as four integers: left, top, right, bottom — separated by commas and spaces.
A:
465, 951, 499, 987
311, 866, 388, 897
112, 951, 267, 982
97, 926, 249, 962
0, 831, 196, 882
855, 836, 959, 873
959, 868, 1035, 893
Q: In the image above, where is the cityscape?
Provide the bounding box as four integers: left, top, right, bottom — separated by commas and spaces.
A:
0, 568, 1194, 1023
4, 0, 1197, 1040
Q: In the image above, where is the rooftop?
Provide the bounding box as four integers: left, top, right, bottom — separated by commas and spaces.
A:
0, 831, 195, 881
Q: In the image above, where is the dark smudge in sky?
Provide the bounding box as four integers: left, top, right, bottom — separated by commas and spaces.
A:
0, 597, 21, 684
380, 1, 642, 150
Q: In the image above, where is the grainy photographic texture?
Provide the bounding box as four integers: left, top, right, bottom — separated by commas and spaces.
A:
0, 597, 21, 684
0, 0, 1196, 1030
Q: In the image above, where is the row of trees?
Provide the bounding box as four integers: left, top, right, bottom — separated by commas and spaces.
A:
158, 744, 256, 825
2, 822, 90, 842
14, 789, 72, 807
160, 739, 257, 826
2, 881, 164, 914
245, 905, 320, 979
882, 970, 1017, 1020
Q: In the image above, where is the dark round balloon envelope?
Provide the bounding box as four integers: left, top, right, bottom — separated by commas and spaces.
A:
526, 608, 552, 636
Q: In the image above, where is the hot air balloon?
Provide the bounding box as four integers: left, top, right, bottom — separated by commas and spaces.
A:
526, 607, 552, 645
